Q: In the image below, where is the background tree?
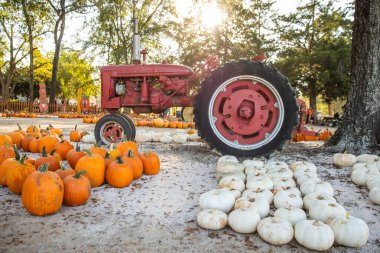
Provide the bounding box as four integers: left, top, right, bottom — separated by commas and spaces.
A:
328, 0, 380, 153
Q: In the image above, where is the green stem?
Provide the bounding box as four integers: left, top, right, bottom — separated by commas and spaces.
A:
17, 123, 22, 131
20, 154, 26, 165
128, 149, 134, 157
73, 170, 87, 178
105, 152, 110, 159
50, 149, 57, 155
116, 156, 123, 164
144, 151, 150, 157
83, 149, 93, 157
13, 144, 20, 160
59, 161, 67, 170
94, 142, 101, 148
74, 125, 77, 131
75, 142, 80, 152
4, 142, 10, 148
38, 163, 49, 172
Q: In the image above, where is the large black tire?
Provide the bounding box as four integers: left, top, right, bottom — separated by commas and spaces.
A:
95, 114, 135, 145
194, 60, 298, 157
118, 113, 136, 140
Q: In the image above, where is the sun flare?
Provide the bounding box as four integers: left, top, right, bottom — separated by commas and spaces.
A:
201, 3, 225, 29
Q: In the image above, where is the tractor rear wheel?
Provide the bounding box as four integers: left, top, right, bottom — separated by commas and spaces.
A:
194, 60, 298, 157
95, 114, 135, 145
181, 107, 194, 122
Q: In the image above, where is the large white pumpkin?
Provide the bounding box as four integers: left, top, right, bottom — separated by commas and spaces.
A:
274, 190, 303, 209
234, 196, 269, 218
369, 186, 380, 205
326, 214, 369, 247
218, 176, 245, 193
228, 208, 260, 233
352, 162, 378, 171
188, 133, 200, 141
242, 189, 273, 204
267, 167, 293, 179
367, 176, 380, 190
199, 189, 236, 213
332, 153, 357, 167
81, 134, 96, 143
300, 180, 334, 196
135, 131, 151, 142
246, 175, 273, 191
290, 161, 317, 172
216, 171, 246, 183
295, 220, 334, 251
172, 134, 188, 144
274, 207, 307, 226
294, 168, 318, 179
244, 167, 266, 176
273, 177, 296, 189
356, 154, 379, 163
197, 209, 227, 230
303, 192, 337, 210
351, 167, 380, 186
216, 162, 245, 174
309, 202, 346, 222
264, 161, 289, 170
217, 155, 238, 164
257, 217, 294, 245
296, 175, 321, 186
242, 159, 264, 169
159, 135, 173, 143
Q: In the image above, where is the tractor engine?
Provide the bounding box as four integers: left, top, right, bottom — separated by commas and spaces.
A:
100, 64, 194, 114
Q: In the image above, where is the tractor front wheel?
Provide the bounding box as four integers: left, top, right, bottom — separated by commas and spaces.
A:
95, 113, 135, 145
194, 60, 298, 157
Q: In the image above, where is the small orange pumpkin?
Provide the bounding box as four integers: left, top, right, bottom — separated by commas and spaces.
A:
106, 157, 134, 188
66, 143, 86, 169
47, 124, 63, 135
104, 152, 116, 169
28, 137, 40, 153
7, 131, 24, 149
54, 139, 74, 160
122, 150, 143, 180
140, 151, 160, 175
0, 143, 15, 164
63, 170, 91, 206
116, 138, 139, 155
69, 125, 82, 142
38, 131, 59, 154
55, 161, 76, 180
75, 150, 106, 188
26, 124, 40, 134
89, 143, 107, 158
34, 147, 60, 172
21, 163, 64, 216
0, 134, 13, 147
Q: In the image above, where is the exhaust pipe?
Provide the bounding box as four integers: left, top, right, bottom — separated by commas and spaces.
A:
131, 16, 141, 64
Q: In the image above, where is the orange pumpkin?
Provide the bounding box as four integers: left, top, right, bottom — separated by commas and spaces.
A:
0, 157, 17, 186
122, 150, 143, 180
304, 135, 320, 141
104, 152, 116, 169
176, 122, 183, 128
89, 143, 107, 158
54, 139, 74, 160
182, 122, 189, 129
38, 131, 59, 154
169, 122, 177, 128
109, 144, 121, 159
67, 143, 86, 169
116, 139, 139, 155
15, 123, 28, 137
153, 118, 164, 127
75, 150, 106, 188
7, 131, 24, 149
26, 125, 40, 134
140, 151, 160, 175
106, 157, 134, 188
0, 134, 13, 147
63, 170, 91, 206
5, 146, 36, 194
47, 124, 63, 135
21, 134, 35, 152
25, 156, 35, 165
319, 129, 333, 141
28, 137, 40, 153
34, 146, 60, 172
55, 161, 75, 180
69, 125, 82, 142
0, 143, 15, 164
21, 163, 64, 216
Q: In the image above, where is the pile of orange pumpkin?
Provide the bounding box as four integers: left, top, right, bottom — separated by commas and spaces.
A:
133, 117, 195, 129
0, 112, 37, 118
0, 124, 160, 216
293, 128, 333, 142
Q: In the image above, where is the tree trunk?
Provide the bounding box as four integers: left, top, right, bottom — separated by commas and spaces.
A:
328, 0, 380, 153
309, 83, 318, 118
328, 103, 333, 116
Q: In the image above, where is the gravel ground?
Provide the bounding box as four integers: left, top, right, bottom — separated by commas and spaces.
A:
0, 118, 379, 253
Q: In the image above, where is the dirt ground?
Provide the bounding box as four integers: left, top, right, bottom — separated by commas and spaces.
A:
0, 118, 379, 253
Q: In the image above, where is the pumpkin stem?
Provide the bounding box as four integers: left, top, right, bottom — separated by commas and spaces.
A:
49, 124, 54, 128
110, 143, 114, 150
116, 156, 123, 164
42, 146, 47, 157
73, 170, 87, 178
105, 152, 110, 159
13, 144, 20, 160
38, 163, 49, 172
346, 211, 350, 219
83, 149, 93, 157
75, 142, 80, 152
94, 142, 101, 148
74, 125, 77, 131
20, 154, 27, 165
17, 123, 22, 131
127, 149, 134, 157
143, 151, 150, 157
4, 142, 10, 148
33, 125, 36, 133
59, 161, 67, 170
121, 134, 128, 142
46, 130, 51, 136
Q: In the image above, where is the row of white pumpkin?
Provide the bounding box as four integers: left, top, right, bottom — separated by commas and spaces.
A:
333, 153, 380, 205
135, 129, 200, 143
197, 156, 369, 251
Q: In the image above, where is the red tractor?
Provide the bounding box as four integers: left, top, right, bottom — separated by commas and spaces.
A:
95, 17, 298, 157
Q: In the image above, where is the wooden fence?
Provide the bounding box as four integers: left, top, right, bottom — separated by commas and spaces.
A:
0, 101, 103, 114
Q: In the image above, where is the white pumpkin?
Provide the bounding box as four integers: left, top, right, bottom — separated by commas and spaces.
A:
217, 155, 238, 164
296, 175, 321, 186
274, 187, 302, 197
326, 214, 369, 247
294, 167, 318, 179
234, 196, 269, 218
151, 132, 162, 142
274, 190, 303, 209
295, 220, 334, 251
264, 161, 289, 170
216, 162, 245, 174
367, 176, 380, 190
199, 189, 236, 213
273, 177, 296, 189
242, 189, 273, 204
159, 135, 173, 143
218, 176, 245, 193
197, 209, 227, 230
332, 153, 357, 167
309, 202, 346, 222
357, 154, 379, 163
172, 129, 186, 135
267, 167, 293, 179
135, 131, 151, 142
351, 167, 380, 186
244, 167, 266, 176
369, 186, 380, 205
242, 159, 264, 169
300, 180, 334, 196
188, 133, 200, 141
246, 175, 273, 191
81, 134, 96, 143
353, 162, 379, 171
225, 188, 242, 199
257, 217, 294, 245
228, 208, 261, 233
274, 207, 307, 226
172, 134, 188, 144
216, 171, 246, 183
303, 192, 337, 210
290, 161, 317, 172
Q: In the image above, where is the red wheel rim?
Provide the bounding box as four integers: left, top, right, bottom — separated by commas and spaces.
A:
100, 121, 124, 143
209, 76, 284, 149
